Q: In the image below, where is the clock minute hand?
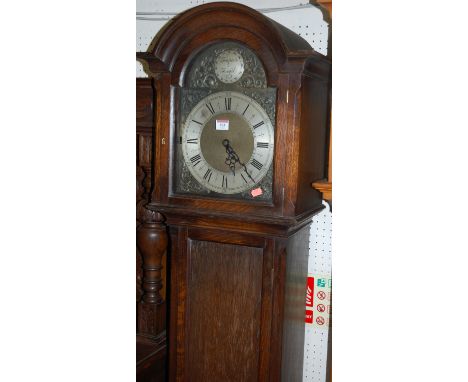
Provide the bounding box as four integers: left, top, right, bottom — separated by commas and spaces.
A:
222, 139, 255, 183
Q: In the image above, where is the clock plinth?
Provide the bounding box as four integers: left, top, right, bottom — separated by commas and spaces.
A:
137, 2, 331, 381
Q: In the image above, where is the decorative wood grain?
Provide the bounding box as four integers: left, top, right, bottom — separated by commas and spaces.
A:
187, 240, 263, 381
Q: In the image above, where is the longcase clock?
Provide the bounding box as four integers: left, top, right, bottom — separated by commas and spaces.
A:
137, 2, 331, 381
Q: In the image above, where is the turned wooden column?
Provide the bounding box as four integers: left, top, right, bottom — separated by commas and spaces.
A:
137, 208, 167, 337
137, 141, 154, 301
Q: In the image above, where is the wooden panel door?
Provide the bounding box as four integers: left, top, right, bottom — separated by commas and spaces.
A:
187, 240, 263, 380
169, 227, 275, 381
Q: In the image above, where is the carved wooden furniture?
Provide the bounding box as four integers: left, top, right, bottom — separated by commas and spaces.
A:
136, 78, 167, 381
136, 2, 331, 381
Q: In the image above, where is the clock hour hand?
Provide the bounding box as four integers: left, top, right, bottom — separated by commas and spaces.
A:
222, 139, 238, 175
222, 139, 255, 182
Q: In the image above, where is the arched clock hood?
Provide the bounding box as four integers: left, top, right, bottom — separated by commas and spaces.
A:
137, 2, 329, 87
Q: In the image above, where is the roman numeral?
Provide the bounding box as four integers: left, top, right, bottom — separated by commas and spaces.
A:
225, 97, 231, 110
242, 104, 250, 115
190, 154, 201, 167
222, 175, 228, 188
190, 154, 201, 163
187, 138, 198, 144
203, 168, 213, 182
251, 159, 263, 171
192, 120, 203, 125
206, 102, 215, 115
256, 142, 268, 149
253, 121, 264, 129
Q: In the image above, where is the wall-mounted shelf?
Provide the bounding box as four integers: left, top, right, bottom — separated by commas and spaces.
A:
312, 179, 332, 202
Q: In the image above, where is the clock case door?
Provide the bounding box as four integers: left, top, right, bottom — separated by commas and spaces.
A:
137, 3, 331, 223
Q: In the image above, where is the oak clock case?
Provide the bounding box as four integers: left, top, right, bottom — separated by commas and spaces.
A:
136, 3, 331, 382
173, 42, 276, 202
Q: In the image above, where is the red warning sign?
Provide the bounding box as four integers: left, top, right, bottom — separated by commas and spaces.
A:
305, 277, 314, 307
305, 274, 331, 328
317, 304, 326, 313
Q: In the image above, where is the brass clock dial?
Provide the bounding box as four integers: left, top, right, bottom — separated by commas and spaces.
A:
181, 91, 274, 194
175, 40, 276, 201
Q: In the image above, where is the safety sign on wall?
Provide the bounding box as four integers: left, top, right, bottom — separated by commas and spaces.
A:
305, 274, 332, 328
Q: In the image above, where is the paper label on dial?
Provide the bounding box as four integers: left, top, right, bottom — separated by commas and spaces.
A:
251, 187, 263, 197
216, 119, 229, 131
